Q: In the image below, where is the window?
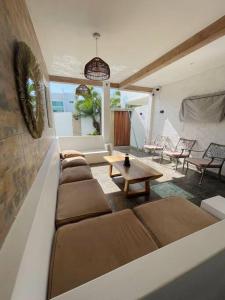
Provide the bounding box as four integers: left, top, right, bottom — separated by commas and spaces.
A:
52, 101, 64, 112
50, 82, 103, 136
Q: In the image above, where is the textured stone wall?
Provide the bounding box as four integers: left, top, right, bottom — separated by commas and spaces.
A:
0, 0, 54, 247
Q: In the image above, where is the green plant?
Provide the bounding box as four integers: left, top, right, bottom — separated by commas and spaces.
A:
73, 86, 102, 134
88, 130, 99, 135
110, 90, 121, 108
73, 87, 122, 135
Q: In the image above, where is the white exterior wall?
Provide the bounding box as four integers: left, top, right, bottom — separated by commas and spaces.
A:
53, 112, 73, 136
151, 64, 225, 174
130, 105, 148, 149
54, 113, 99, 136
80, 116, 95, 135
130, 95, 153, 149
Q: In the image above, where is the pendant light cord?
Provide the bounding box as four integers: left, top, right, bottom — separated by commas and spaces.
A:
95, 37, 98, 57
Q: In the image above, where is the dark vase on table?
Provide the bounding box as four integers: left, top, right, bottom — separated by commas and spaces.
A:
124, 153, 130, 167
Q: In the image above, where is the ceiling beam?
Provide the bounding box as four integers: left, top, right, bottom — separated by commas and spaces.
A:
49, 75, 153, 93
124, 85, 153, 93
119, 15, 225, 88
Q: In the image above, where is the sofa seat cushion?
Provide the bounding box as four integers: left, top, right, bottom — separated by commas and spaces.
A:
48, 210, 158, 299
56, 179, 111, 227
186, 157, 222, 168
61, 150, 85, 159
61, 156, 88, 170
59, 166, 93, 184
134, 197, 218, 247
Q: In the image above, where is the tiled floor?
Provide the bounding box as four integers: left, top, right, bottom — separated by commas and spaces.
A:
91, 147, 225, 212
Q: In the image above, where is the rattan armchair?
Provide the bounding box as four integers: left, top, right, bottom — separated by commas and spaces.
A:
185, 143, 225, 184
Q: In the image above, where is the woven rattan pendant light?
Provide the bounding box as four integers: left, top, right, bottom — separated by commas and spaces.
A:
75, 84, 90, 96
84, 33, 110, 81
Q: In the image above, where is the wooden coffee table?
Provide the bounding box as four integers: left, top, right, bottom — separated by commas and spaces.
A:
104, 155, 163, 197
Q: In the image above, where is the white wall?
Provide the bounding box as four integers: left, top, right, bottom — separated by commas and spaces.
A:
58, 136, 109, 163
81, 116, 95, 135
54, 113, 98, 136
130, 105, 148, 149
151, 64, 225, 173
54, 112, 73, 136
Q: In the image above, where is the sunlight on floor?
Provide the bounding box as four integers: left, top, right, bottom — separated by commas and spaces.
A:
91, 151, 186, 195
91, 164, 121, 194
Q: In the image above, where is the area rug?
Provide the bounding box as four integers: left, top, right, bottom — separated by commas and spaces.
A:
151, 182, 194, 199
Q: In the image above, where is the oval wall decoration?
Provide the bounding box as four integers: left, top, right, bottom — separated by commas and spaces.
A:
15, 41, 44, 139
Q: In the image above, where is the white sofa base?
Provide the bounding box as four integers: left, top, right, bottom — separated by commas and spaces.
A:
201, 195, 225, 220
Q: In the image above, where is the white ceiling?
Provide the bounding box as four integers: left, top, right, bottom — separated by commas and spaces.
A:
26, 0, 225, 86
137, 35, 225, 87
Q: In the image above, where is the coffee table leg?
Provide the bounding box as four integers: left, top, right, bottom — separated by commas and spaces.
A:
145, 180, 150, 193
124, 180, 129, 195
124, 180, 150, 197
109, 165, 113, 177
109, 164, 121, 178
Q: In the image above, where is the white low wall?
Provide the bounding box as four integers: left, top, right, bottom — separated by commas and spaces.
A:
58, 136, 109, 163
0, 139, 60, 300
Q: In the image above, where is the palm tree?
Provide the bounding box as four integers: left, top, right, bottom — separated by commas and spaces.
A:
73, 87, 122, 135
110, 90, 121, 108
74, 86, 102, 134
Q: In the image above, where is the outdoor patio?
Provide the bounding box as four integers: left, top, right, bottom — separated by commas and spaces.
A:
2, 1, 225, 299
91, 147, 225, 211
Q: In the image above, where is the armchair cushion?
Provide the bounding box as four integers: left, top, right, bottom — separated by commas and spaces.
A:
59, 166, 93, 184
163, 150, 189, 158
144, 145, 164, 150
186, 158, 222, 168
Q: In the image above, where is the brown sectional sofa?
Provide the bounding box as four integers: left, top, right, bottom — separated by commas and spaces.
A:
48, 155, 219, 299
48, 210, 158, 299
